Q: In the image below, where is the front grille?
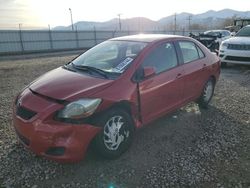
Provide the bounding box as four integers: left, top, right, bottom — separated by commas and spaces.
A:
225, 56, 250, 62
16, 130, 30, 146
228, 44, 250, 51
16, 105, 37, 120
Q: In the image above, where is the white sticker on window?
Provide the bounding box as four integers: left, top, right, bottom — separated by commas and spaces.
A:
113, 57, 133, 73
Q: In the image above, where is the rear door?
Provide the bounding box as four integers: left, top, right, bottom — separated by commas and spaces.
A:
176, 41, 209, 102
138, 42, 184, 124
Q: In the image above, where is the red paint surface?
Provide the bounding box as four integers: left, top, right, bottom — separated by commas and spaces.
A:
13, 35, 220, 162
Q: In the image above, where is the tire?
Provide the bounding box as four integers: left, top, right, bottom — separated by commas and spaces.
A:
198, 78, 215, 109
92, 108, 134, 159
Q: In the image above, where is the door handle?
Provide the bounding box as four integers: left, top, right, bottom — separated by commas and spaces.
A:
176, 73, 182, 79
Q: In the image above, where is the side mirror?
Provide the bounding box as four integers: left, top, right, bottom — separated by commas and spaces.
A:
133, 66, 156, 82
143, 66, 156, 78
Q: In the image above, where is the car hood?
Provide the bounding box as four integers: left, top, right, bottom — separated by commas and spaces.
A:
29, 67, 114, 101
224, 36, 250, 44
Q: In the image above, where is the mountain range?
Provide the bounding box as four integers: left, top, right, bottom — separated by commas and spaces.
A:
54, 9, 250, 31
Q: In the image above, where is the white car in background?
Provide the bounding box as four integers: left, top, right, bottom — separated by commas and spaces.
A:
219, 25, 250, 66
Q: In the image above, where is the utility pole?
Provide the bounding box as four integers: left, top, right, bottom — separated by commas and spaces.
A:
69, 8, 74, 31
139, 17, 141, 32
187, 15, 192, 31
117, 13, 122, 31
19, 23, 22, 31
174, 13, 177, 34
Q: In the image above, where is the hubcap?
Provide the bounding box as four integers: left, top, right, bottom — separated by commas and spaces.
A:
204, 81, 213, 102
103, 116, 129, 151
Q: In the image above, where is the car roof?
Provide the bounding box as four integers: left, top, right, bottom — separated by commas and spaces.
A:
110, 34, 187, 43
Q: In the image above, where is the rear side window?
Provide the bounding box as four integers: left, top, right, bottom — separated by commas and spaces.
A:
197, 46, 205, 58
179, 41, 200, 63
142, 42, 178, 74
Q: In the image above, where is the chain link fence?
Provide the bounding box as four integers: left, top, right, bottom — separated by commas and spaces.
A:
0, 29, 204, 55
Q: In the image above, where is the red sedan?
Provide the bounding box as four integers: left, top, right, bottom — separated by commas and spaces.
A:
13, 34, 220, 162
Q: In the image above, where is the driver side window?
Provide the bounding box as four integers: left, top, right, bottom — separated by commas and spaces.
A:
141, 42, 178, 74
85, 44, 118, 64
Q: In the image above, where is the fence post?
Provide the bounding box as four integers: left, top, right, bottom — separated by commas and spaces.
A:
18, 28, 24, 52
75, 26, 79, 48
48, 28, 53, 49
94, 26, 97, 45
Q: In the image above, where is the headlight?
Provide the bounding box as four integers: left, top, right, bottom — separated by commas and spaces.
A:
221, 42, 228, 48
57, 99, 101, 119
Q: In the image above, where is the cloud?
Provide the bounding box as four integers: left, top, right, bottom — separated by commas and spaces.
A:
0, 0, 43, 28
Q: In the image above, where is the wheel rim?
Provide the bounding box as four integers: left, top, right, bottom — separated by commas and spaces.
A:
103, 115, 129, 151
204, 80, 213, 102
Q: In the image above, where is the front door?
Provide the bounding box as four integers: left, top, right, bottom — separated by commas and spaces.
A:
138, 42, 184, 124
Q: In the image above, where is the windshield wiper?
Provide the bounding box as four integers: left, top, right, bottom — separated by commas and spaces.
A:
71, 64, 109, 78
63, 64, 76, 72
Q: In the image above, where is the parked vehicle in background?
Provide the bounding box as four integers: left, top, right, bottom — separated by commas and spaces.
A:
225, 19, 250, 33
190, 30, 231, 53
13, 34, 220, 163
219, 25, 250, 66
203, 30, 231, 43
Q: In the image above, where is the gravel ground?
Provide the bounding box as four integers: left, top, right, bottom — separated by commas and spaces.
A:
0, 55, 250, 188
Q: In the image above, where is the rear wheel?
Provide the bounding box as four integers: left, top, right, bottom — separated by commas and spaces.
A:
198, 78, 215, 108
93, 108, 134, 159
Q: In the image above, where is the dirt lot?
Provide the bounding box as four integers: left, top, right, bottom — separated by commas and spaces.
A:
0, 54, 250, 188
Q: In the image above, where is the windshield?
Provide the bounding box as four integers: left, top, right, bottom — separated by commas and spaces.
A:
72, 40, 147, 74
236, 26, 250, 37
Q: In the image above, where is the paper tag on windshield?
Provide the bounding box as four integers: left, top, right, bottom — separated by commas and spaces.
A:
113, 57, 133, 73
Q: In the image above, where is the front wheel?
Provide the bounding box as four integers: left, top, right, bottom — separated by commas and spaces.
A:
197, 78, 215, 109
93, 108, 134, 159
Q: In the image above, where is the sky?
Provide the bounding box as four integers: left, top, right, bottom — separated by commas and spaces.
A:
0, 0, 250, 29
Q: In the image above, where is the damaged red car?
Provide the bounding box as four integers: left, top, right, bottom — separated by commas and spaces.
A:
13, 34, 220, 162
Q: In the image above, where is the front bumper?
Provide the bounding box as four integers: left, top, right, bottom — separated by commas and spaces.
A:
13, 89, 101, 163
219, 49, 250, 65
